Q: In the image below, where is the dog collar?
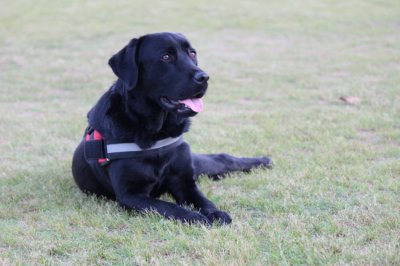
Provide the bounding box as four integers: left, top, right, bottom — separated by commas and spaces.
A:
84, 127, 183, 164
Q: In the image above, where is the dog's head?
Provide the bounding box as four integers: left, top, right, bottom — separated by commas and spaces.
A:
108, 32, 209, 116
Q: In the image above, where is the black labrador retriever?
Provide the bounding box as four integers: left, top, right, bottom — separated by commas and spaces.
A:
72, 32, 272, 225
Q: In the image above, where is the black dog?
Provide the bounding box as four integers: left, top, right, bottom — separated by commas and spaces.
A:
72, 32, 272, 225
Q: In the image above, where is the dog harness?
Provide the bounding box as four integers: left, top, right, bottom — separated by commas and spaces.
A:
84, 126, 183, 166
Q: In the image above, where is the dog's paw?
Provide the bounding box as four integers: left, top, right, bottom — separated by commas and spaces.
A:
204, 210, 232, 225
259, 156, 273, 169
182, 212, 211, 225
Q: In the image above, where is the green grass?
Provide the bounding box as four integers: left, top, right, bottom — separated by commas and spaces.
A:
1, 0, 399, 264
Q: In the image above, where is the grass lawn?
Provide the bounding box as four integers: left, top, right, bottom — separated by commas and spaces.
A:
1, 0, 399, 264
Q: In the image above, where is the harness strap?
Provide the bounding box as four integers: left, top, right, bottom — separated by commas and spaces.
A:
84, 140, 106, 160
83, 127, 183, 165
84, 127, 107, 164
107, 136, 183, 159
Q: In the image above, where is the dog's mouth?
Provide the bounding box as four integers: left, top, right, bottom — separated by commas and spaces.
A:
160, 92, 204, 114
160, 97, 204, 113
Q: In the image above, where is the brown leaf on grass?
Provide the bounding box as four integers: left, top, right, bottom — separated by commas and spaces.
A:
339, 96, 361, 105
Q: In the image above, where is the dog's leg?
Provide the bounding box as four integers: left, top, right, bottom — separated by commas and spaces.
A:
169, 181, 232, 224
116, 194, 211, 224
192, 153, 273, 180
108, 171, 211, 224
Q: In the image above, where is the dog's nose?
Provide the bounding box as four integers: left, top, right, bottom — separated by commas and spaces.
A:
194, 71, 210, 84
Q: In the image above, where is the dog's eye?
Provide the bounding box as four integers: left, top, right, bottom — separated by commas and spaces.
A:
189, 50, 197, 58
161, 54, 172, 62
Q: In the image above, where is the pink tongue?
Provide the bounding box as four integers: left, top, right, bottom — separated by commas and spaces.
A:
179, 98, 204, 112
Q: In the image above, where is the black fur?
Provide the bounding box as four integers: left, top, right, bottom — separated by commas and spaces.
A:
72, 32, 272, 225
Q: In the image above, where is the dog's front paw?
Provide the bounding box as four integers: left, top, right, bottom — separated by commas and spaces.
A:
182, 211, 211, 225
204, 210, 232, 225
259, 156, 273, 169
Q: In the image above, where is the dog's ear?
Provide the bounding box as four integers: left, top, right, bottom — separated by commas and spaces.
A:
108, 38, 139, 90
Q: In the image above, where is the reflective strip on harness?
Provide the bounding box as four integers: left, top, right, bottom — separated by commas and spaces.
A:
106, 136, 182, 153
106, 136, 183, 159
